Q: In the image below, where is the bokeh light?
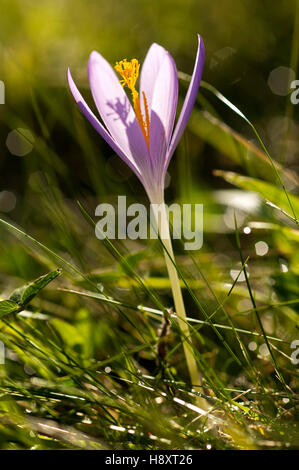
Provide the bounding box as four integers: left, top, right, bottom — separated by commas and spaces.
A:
255, 241, 269, 256
6, 128, 34, 157
0, 190, 16, 212
267, 66, 295, 96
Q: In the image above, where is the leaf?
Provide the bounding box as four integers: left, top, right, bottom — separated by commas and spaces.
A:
51, 318, 85, 349
249, 222, 299, 243
215, 170, 299, 221
0, 300, 19, 317
180, 75, 298, 221
21, 269, 62, 305
188, 110, 299, 189
9, 285, 27, 304
9, 269, 61, 306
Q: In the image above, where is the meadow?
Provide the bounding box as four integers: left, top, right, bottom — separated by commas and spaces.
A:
0, 0, 298, 450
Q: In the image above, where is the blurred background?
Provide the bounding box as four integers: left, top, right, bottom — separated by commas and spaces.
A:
0, 0, 298, 283
0, 0, 298, 450
1, 0, 298, 200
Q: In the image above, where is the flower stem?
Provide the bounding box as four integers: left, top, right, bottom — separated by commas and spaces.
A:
152, 200, 202, 389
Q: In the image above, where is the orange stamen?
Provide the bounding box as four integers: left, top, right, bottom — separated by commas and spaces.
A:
114, 59, 150, 149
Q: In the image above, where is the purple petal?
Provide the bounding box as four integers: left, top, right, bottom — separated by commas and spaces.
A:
88, 51, 149, 169
165, 35, 205, 169
67, 68, 141, 178
149, 52, 178, 180
139, 43, 167, 113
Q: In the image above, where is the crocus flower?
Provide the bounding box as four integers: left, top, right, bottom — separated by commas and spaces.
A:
67, 35, 205, 205
67, 36, 206, 393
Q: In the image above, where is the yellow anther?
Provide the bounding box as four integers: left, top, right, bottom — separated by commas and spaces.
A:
115, 58, 150, 149
114, 58, 140, 91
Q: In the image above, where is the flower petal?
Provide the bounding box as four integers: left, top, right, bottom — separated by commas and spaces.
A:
88, 51, 149, 168
166, 35, 205, 169
67, 68, 141, 178
139, 43, 167, 113
149, 51, 178, 179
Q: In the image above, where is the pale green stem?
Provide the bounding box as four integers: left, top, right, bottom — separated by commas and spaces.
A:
151, 199, 202, 389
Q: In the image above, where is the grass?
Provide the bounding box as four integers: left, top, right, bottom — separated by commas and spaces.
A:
0, 0, 299, 450
0, 86, 298, 448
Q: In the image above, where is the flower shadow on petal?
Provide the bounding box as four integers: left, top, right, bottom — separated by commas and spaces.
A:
106, 97, 147, 164
106, 96, 167, 195
106, 96, 131, 124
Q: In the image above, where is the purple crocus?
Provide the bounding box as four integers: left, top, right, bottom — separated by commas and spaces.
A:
67, 35, 205, 205
67, 36, 206, 391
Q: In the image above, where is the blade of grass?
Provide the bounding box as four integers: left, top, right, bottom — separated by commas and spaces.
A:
233, 213, 289, 391
179, 72, 298, 225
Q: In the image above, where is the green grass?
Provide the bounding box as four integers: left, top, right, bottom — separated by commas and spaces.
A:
0, 85, 298, 447
0, 0, 299, 451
